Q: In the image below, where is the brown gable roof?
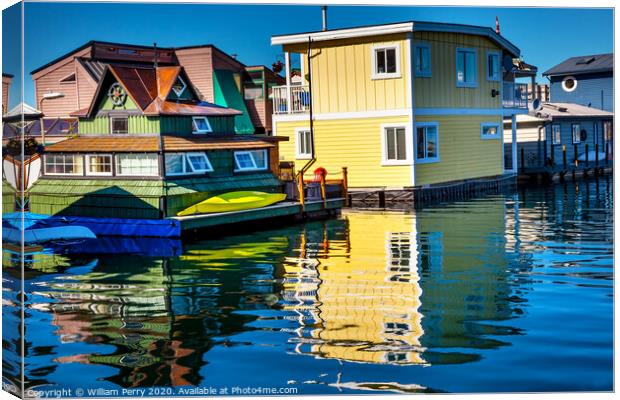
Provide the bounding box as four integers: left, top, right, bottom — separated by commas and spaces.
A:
163, 135, 275, 151
44, 135, 160, 152
109, 65, 158, 110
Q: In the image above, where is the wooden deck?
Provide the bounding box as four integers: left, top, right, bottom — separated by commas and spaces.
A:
171, 198, 344, 232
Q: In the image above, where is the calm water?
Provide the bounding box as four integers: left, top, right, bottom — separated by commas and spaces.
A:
2, 178, 613, 395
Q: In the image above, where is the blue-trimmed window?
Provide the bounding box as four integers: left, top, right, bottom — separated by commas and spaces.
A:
486, 51, 500, 81
552, 124, 562, 145
572, 123, 581, 144
456, 47, 477, 88
480, 122, 501, 140
415, 122, 440, 163
414, 43, 432, 77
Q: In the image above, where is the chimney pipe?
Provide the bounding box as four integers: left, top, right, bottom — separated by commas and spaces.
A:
322, 6, 327, 31
153, 42, 158, 68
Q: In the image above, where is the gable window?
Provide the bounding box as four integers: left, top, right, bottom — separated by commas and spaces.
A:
192, 116, 212, 134
562, 76, 578, 92
171, 76, 187, 97
44, 154, 84, 176
414, 43, 431, 77
372, 44, 400, 79
115, 153, 158, 176
86, 154, 112, 176
552, 124, 562, 145
487, 51, 500, 81
571, 123, 581, 144
110, 116, 128, 134
59, 73, 76, 84
234, 149, 268, 172
456, 48, 478, 87
480, 122, 500, 140
165, 152, 213, 176
383, 125, 409, 165
416, 123, 439, 163
296, 128, 313, 159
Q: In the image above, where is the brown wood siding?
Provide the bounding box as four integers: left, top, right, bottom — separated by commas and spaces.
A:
212, 48, 244, 72
245, 99, 267, 130
35, 60, 80, 117
175, 47, 214, 102
2, 79, 10, 114
76, 61, 98, 111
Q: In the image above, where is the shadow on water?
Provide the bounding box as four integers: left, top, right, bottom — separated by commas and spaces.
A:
2, 176, 613, 394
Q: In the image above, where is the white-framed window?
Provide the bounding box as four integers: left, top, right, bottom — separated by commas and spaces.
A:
480, 122, 501, 140
371, 44, 400, 79
571, 123, 581, 144
552, 124, 562, 145
44, 154, 84, 176
486, 50, 500, 81
110, 116, 128, 134
382, 124, 410, 165
192, 116, 212, 134
86, 154, 113, 176
171, 76, 187, 97
456, 47, 478, 88
415, 122, 440, 163
562, 76, 578, 92
414, 42, 431, 77
604, 121, 613, 142
234, 149, 268, 172
115, 153, 159, 176
165, 152, 213, 176
295, 128, 313, 159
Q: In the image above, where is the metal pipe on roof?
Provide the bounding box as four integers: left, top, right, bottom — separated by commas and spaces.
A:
322, 6, 327, 31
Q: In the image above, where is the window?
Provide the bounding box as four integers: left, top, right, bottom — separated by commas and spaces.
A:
110, 116, 128, 134
171, 76, 187, 97
383, 126, 409, 164
86, 154, 112, 176
244, 84, 264, 100
487, 51, 500, 81
372, 44, 400, 79
456, 48, 478, 87
414, 43, 431, 77
571, 123, 581, 144
604, 121, 613, 142
192, 116, 212, 134
44, 154, 83, 176
234, 150, 268, 172
480, 123, 500, 140
416, 123, 439, 163
115, 154, 159, 176
296, 129, 313, 159
552, 124, 562, 145
165, 152, 213, 176
59, 73, 76, 84
562, 76, 578, 92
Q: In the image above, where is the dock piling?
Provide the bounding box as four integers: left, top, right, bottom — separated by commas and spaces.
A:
341, 167, 349, 207
562, 145, 567, 170
520, 148, 525, 173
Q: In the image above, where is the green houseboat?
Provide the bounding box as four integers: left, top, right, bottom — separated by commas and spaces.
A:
27, 64, 285, 237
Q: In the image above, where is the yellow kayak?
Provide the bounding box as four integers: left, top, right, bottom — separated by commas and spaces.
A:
177, 191, 287, 216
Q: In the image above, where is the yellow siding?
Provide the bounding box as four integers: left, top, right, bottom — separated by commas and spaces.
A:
289, 33, 411, 114
415, 115, 503, 185
276, 116, 412, 188
413, 32, 502, 109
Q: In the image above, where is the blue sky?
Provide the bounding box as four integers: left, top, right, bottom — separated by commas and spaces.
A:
2, 2, 614, 109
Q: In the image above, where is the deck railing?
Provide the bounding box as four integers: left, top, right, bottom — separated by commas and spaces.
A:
503, 82, 529, 108
272, 85, 311, 114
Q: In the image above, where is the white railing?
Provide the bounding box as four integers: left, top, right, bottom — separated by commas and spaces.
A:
503, 82, 528, 108
272, 85, 310, 114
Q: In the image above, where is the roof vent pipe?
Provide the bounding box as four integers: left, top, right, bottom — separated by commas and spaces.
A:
322, 6, 327, 31
153, 42, 158, 68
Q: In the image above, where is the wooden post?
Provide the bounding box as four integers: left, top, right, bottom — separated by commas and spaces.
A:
319, 173, 326, 208
550, 143, 555, 167
297, 172, 305, 210
584, 143, 589, 176
378, 190, 386, 208
605, 142, 609, 166
574, 144, 578, 168
341, 167, 348, 207
520, 147, 525, 173
595, 143, 599, 171
562, 145, 567, 170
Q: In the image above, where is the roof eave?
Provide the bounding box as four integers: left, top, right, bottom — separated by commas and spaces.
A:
271, 22, 414, 46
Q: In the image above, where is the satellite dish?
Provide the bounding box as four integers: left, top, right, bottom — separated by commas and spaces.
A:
503, 55, 514, 72
531, 98, 542, 111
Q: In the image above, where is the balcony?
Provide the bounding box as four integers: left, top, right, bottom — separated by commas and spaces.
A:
273, 85, 310, 114
503, 82, 528, 109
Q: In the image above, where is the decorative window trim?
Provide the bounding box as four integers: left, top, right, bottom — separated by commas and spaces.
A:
562, 76, 578, 93
43, 154, 84, 176
415, 122, 440, 164
192, 116, 212, 134
234, 149, 269, 172
295, 127, 313, 160
115, 153, 159, 177
171, 76, 187, 97
381, 123, 412, 166
371, 43, 401, 80
110, 115, 129, 134
414, 42, 432, 77
552, 124, 562, 145
480, 122, 501, 140
486, 50, 501, 82
455, 47, 478, 88
571, 123, 581, 144
85, 154, 113, 176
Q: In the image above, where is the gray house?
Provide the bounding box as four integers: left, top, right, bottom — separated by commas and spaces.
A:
543, 53, 613, 112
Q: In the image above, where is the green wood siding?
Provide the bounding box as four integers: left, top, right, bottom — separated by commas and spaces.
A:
99, 87, 138, 111
80, 116, 110, 134
160, 116, 193, 135
129, 115, 160, 133
81, 115, 160, 134
2, 180, 15, 213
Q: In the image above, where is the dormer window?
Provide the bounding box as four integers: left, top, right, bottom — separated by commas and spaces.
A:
192, 116, 212, 134
171, 76, 187, 97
